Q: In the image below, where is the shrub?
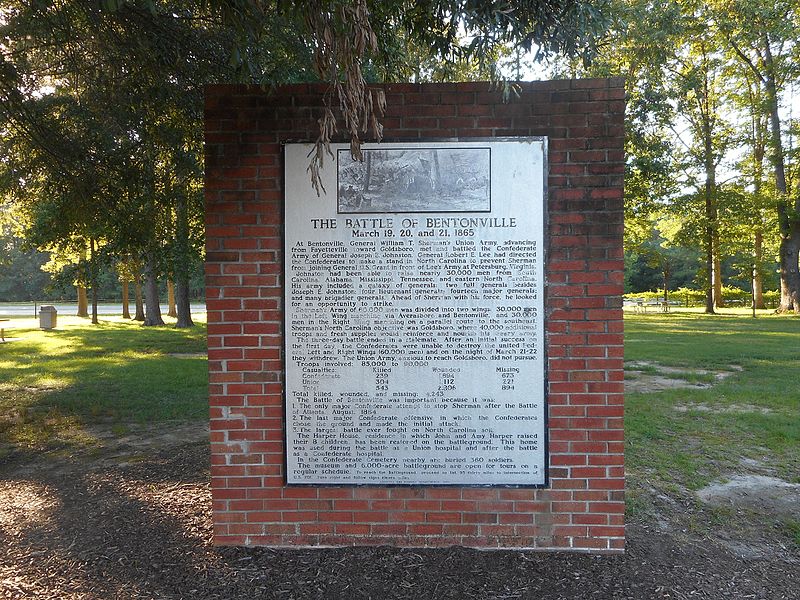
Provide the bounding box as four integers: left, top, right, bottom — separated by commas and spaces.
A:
763, 290, 780, 308
625, 287, 781, 308
673, 287, 706, 306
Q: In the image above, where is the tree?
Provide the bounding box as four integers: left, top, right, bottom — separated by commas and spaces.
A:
669, 31, 733, 313
115, 258, 141, 319
725, 66, 779, 308
1, 0, 612, 327
640, 228, 678, 303
548, 0, 680, 252
210, 0, 611, 189
553, 0, 799, 311
555, 1, 733, 310
0, 0, 231, 327
712, 0, 800, 311
133, 266, 145, 321
625, 222, 701, 295
0, 205, 52, 301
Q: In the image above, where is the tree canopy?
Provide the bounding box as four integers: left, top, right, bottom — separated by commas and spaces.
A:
557, 0, 800, 312
0, 0, 610, 320
4, 1, 798, 314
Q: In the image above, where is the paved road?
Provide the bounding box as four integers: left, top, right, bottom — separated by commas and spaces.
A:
0, 302, 206, 317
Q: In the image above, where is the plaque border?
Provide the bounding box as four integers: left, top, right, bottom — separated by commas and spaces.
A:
282, 137, 549, 489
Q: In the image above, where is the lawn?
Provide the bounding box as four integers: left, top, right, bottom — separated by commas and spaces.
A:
624, 309, 800, 528
0, 315, 208, 458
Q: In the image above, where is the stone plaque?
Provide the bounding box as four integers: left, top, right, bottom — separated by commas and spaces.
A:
284, 140, 547, 486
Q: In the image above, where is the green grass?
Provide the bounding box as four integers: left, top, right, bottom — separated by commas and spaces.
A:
786, 519, 800, 548
0, 315, 207, 455
625, 311, 800, 493
626, 361, 718, 384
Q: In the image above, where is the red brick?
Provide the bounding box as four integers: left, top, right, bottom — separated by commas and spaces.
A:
408, 524, 444, 535
588, 477, 625, 489
463, 513, 498, 524
588, 454, 624, 466
550, 405, 586, 417
426, 512, 462, 523
299, 523, 335, 535
571, 467, 608, 478
335, 524, 371, 535
499, 513, 534, 524
551, 454, 587, 466
570, 442, 608, 453
590, 502, 625, 514
589, 526, 625, 538
573, 536, 611, 549
318, 511, 353, 523
371, 524, 409, 536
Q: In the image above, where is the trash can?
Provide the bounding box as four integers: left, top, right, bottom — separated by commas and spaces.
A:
39, 305, 57, 330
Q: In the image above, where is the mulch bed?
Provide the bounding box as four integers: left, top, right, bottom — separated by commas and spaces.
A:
1, 441, 798, 600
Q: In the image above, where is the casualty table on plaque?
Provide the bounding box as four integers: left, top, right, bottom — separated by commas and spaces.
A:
284, 139, 547, 486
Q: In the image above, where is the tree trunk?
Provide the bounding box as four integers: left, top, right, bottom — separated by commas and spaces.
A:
143, 250, 164, 326
751, 108, 766, 311
90, 238, 98, 325
174, 191, 194, 328
121, 280, 131, 319
753, 229, 765, 309
77, 246, 89, 317
77, 286, 89, 317
763, 38, 800, 312
175, 279, 194, 328
167, 280, 177, 317
713, 250, 724, 308
704, 226, 715, 313
704, 146, 716, 315
133, 275, 145, 321
778, 227, 800, 311
91, 285, 99, 325
698, 53, 717, 316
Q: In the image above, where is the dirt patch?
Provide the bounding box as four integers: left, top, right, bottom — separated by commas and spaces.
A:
625, 374, 708, 393
0, 422, 209, 476
625, 361, 742, 394
698, 475, 800, 519
83, 421, 209, 449
691, 476, 800, 560
673, 403, 773, 414
84, 422, 210, 467
1, 435, 798, 599
167, 352, 207, 359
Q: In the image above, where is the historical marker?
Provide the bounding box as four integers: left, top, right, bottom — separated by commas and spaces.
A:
284, 140, 547, 486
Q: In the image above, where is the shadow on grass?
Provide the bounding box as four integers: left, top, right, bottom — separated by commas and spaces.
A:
625, 313, 800, 368
0, 321, 208, 460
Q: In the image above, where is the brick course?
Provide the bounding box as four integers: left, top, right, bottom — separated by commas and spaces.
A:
205, 79, 625, 551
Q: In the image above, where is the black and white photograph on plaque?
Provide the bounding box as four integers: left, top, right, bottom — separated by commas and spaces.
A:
337, 147, 491, 213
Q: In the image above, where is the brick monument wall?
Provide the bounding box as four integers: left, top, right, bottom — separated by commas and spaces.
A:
204, 79, 625, 551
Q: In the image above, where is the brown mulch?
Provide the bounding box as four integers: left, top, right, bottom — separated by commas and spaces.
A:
1, 441, 798, 600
